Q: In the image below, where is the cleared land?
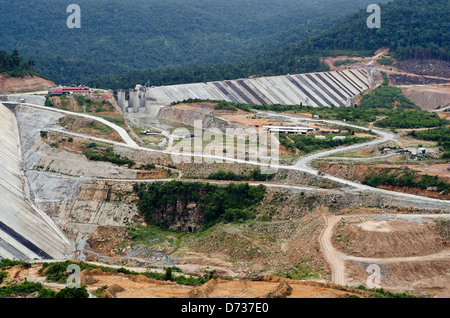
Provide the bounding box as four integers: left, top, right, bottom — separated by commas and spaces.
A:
1, 50, 449, 299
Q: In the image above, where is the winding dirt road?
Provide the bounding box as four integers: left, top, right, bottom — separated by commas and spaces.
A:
5, 100, 450, 287
9, 100, 449, 209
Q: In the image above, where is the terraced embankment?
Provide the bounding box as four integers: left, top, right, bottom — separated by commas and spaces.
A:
146, 69, 372, 108
0, 103, 72, 260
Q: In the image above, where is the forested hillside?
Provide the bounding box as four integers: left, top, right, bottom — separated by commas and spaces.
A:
0, 50, 35, 78
89, 0, 448, 89
0, 0, 385, 85
294, 0, 449, 60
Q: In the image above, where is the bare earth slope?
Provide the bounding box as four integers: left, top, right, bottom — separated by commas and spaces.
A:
0, 74, 55, 94
401, 85, 450, 110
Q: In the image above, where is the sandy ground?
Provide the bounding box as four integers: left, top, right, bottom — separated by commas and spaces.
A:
3, 264, 368, 298
326, 214, 450, 297
84, 274, 359, 298
0, 74, 55, 94
325, 49, 450, 111
401, 85, 450, 110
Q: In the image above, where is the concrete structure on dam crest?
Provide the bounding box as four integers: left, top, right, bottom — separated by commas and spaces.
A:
117, 68, 375, 116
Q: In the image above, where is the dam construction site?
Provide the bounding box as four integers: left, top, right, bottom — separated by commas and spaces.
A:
0, 50, 449, 299
117, 68, 374, 116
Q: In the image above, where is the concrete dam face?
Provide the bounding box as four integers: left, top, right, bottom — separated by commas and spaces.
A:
0, 103, 71, 260
141, 68, 372, 109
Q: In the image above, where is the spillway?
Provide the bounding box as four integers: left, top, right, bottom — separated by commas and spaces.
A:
0, 103, 72, 260
144, 69, 372, 108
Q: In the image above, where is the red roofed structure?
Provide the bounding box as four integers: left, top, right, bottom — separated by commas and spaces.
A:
48, 86, 90, 96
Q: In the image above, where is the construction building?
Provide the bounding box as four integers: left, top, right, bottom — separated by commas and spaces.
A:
263, 125, 314, 134
48, 86, 91, 96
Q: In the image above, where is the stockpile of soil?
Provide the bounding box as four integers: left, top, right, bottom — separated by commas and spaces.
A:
0, 74, 55, 93
345, 259, 450, 298
333, 216, 447, 258
401, 86, 450, 110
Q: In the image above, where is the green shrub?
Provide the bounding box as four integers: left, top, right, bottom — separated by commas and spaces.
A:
55, 286, 89, 298
0, 280, 56, 298
362, 169, 449, 194
374, 110, 447, 128
381, 71, 390, 86
280, 134, 370, 155
41, 260, 213, 288
223, 208, 255, 222
93, 285, 108, 298
0, 272, 7, 284
442, 151, 450, 159
359, 86, 417, 109
207, 168, 274, 182
44, 96, 54, 107
141, 163, 156, 170
333, 59, 356, 67
377, 57, 394, 66
0, 259, 31, 270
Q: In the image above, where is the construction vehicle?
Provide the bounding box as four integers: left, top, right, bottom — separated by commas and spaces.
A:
163, 252, 176, 269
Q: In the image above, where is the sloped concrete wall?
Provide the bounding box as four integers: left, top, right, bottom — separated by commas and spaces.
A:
144, 69, 372, 108
0, 103, 72, 259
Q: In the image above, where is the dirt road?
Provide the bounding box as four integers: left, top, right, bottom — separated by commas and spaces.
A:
319, 215, 346, 285
3, 102, 138, 148
10, 101, 449, 210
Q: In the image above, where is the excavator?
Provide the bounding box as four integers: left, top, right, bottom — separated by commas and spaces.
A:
163, 252, 176, 269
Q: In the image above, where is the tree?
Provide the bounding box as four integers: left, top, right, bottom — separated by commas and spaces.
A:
55, 286, 89, 298
164, 267, 173, 281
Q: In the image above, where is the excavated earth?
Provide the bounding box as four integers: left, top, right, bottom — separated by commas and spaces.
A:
401, 85, 450, 110
0, 74, 55, 94
3, 264, 371, 298
333, 215, 448, 258
2, 95, 450, 298
313, 162, 450, 200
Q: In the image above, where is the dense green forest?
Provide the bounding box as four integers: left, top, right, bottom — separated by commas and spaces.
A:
0, 0, 382, 85
2, 0, 447, 88
134, 181, 265, 229
82, 142, 136, 168
40, 260, 214, 287
89, 0, 449, 89
0, 50, 35, 77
